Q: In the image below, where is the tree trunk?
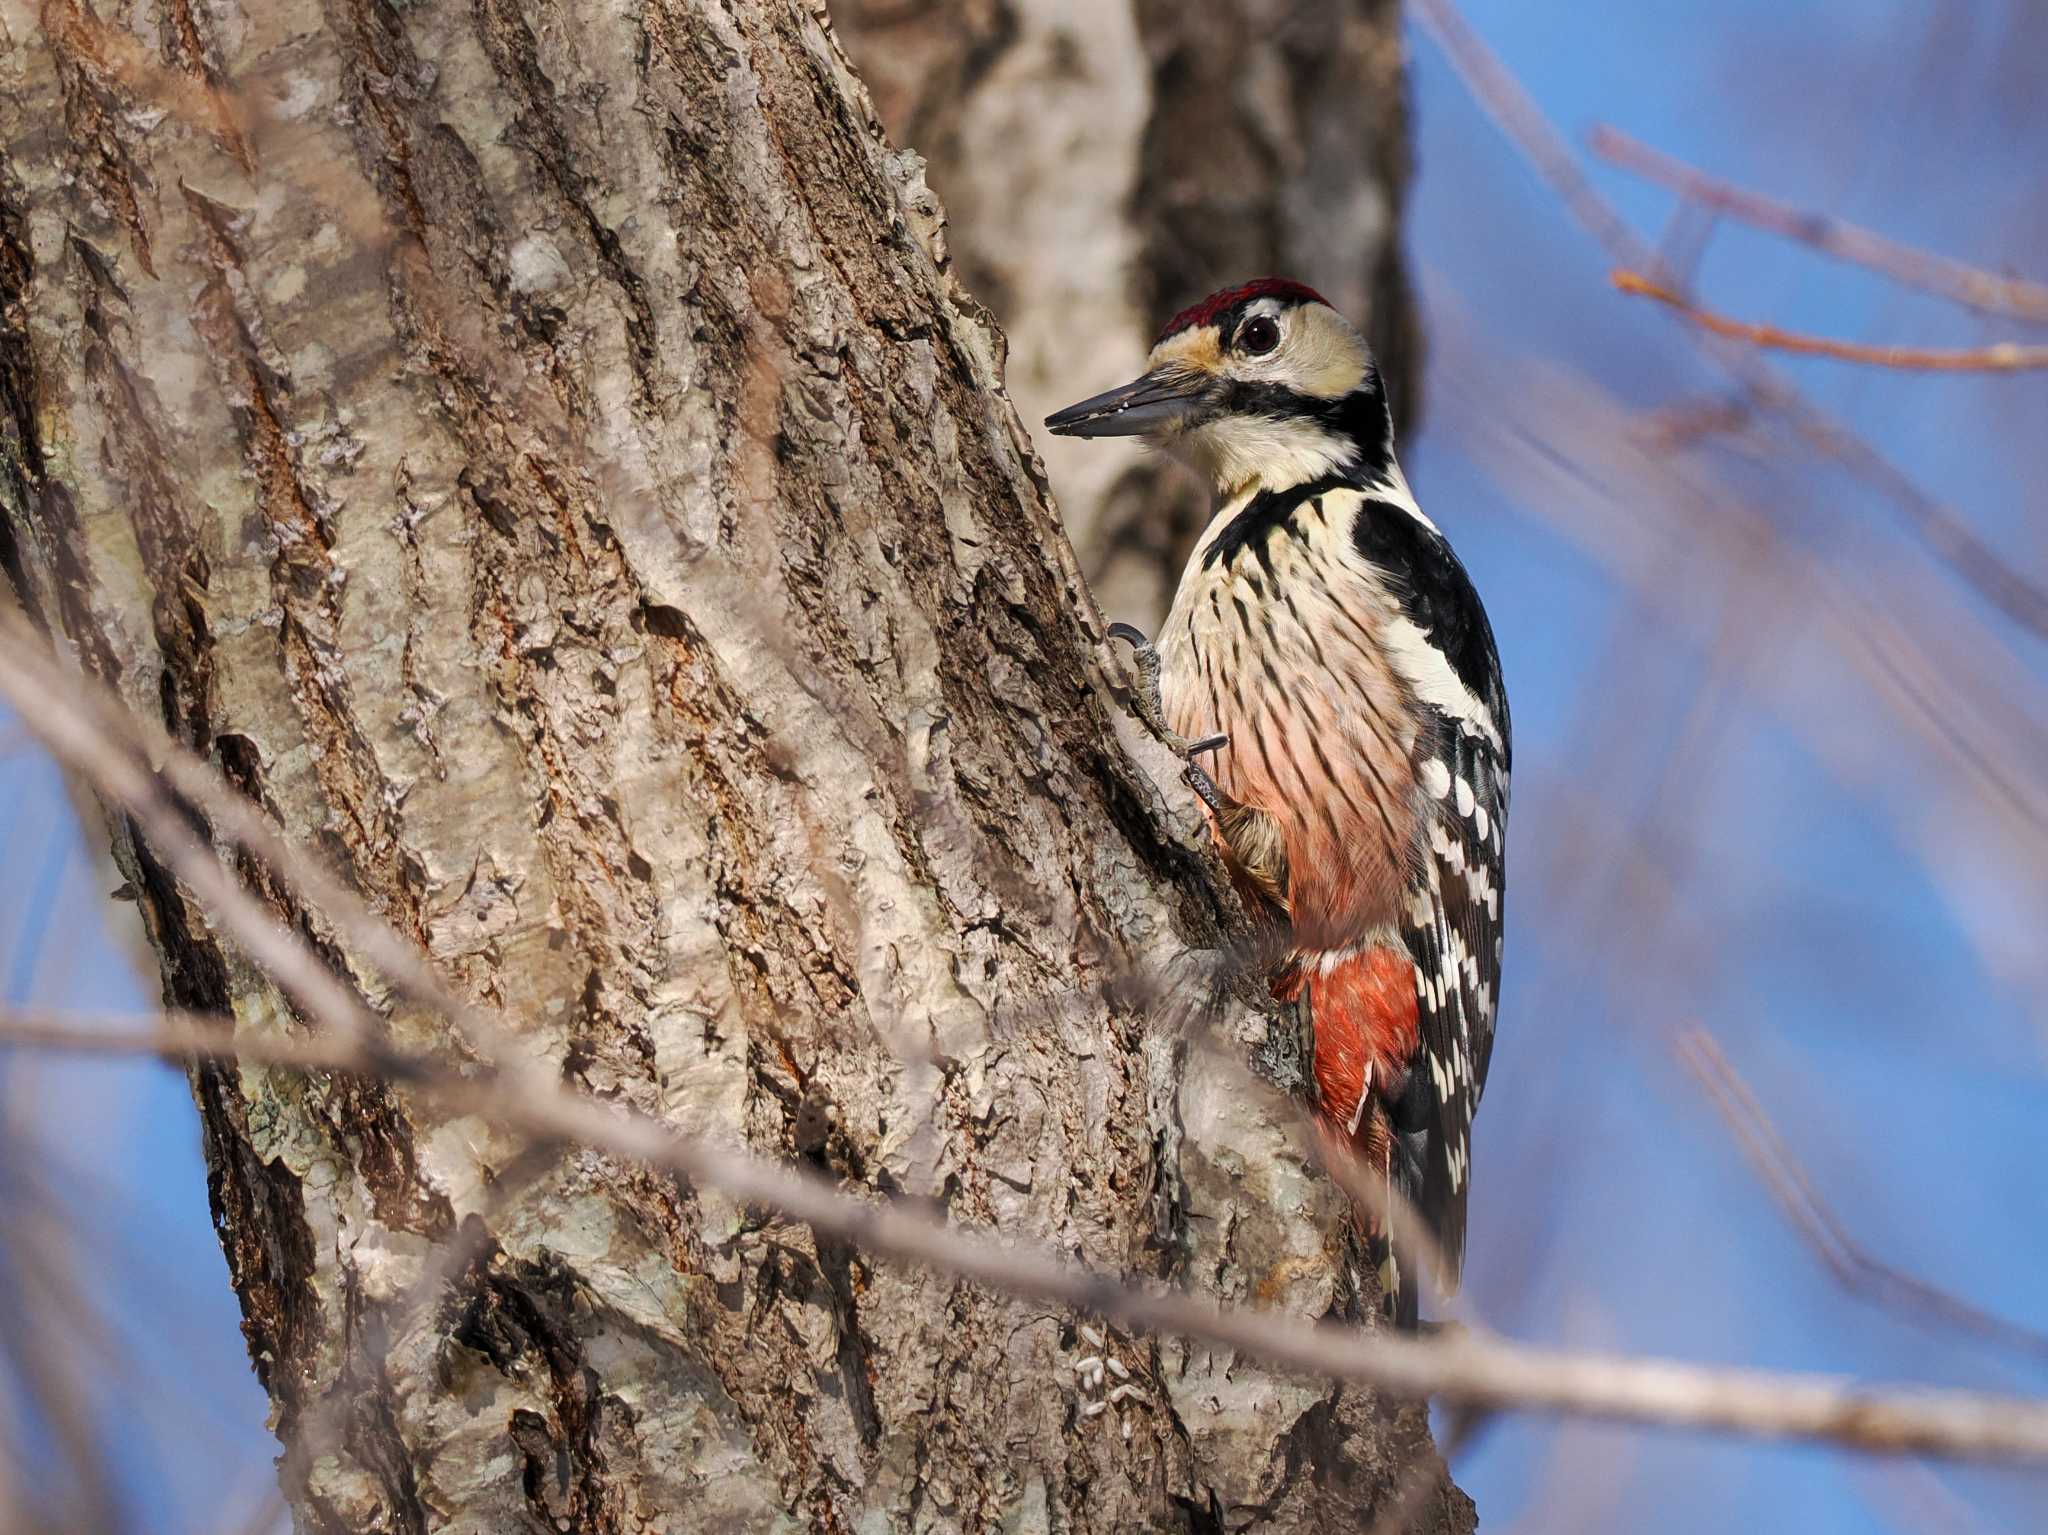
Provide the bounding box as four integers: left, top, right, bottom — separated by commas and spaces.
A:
831, 0, 1422, 627
0, 2, 1469, 1531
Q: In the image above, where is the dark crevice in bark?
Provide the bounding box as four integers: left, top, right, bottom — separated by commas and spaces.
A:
128, 827, 233, 1015
319, 1262, 433, 1535
213, 734, 457, 1238
193, 1046, 324, 1429
44, 1, 160, 277
452, 1245, 628, 1533
183, 185, 418, 926
813, 1236, 885, 1451
327, 0, 436, 240
71, 209, 223, 745
0, 197, 42, 617
475, 0, 663, 388
1130, 0, 1421, 434
127, 831, 327, 1442
0, 200, 125, 682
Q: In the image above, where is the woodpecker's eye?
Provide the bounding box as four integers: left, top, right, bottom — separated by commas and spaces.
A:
1238, 315, 1281, 355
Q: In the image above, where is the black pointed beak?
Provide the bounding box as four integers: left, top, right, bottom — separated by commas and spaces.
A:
1044, 370, 1206, 438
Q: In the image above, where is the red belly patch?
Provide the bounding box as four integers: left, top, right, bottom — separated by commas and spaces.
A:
1291, 946, 1419, 1133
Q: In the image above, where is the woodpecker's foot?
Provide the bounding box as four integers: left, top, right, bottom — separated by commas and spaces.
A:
1109, 623, 1230, 758
1107, 622, 1174, 741
1182, 737, 1233, 815
1107, 622, 1240, 802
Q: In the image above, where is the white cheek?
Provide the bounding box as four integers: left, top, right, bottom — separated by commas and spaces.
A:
1176, 414, 1359, 491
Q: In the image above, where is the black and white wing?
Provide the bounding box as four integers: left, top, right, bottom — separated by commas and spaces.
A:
1401, 702, 1508, 1289
1352, 491, 1511, 1294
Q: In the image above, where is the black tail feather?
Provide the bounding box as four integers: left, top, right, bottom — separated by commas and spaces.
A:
1375, 1127, 1430, 1330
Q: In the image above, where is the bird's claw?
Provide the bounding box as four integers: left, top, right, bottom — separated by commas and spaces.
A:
1182, 734, 1236, 813
1109, 623, 1236, 811
1184, 760, 1233, 815
1107, 622, 1171, 739
1108, 621, 1210, 748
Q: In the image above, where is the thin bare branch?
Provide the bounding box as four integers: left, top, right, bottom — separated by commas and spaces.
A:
1590, 126, 2048, 322
1611, 271, 2048, 372
1676, 1028, 2048, 1363
10, 1006, 2048, 1464
5, 602, 1467, 1346
1857, 1458, 2011, 1535
223, 1489, 289, 1535
1637, 393, 1757, 451
0, 613, 590, 1156
1776, 405, 2048, 643
0, 1009, 371, 1070
11, 515, 2048, 1469
1438, 334, 2048, 863
0, 623, 393, 1062
10, 599, 1458, 1334
1407, 0, 1650, 269
1410, 0, 2048, 642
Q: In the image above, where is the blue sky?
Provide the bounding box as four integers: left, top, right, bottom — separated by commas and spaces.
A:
0, 749, 278, 1531
4, 3, 2046, 1531
1401, 1, 2048, 1529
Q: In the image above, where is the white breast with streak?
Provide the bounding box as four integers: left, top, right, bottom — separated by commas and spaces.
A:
1155, 483, 1427, 948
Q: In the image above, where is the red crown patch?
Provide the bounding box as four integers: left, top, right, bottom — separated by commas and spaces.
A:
1156, 278, 1329, 343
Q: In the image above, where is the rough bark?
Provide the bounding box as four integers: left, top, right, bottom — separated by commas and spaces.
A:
0, 1, 1468, 1531
832, 0, 1422, 626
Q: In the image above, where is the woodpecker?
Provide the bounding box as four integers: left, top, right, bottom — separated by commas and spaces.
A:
1046, 279, 1509, 1325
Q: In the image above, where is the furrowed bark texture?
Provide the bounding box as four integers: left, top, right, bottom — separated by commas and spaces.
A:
832, 0, 1422, 628
0, 2, 1469, 1531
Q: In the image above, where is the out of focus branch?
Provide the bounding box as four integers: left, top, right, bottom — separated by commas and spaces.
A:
1407, 0, 1644, 266
1857, 1458, 2003, 1535
1445, 341, 2048, 864
1411, 0, 2048, 642
1675, 1028, 2048, 1363
1590, 127, 2048, 322
1611, 272, 2048, 372
10, 1005, 2048, 1464
1, 603, 1482, 1336
0, 611, 545, 1086
13, 587, 2048, 1466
